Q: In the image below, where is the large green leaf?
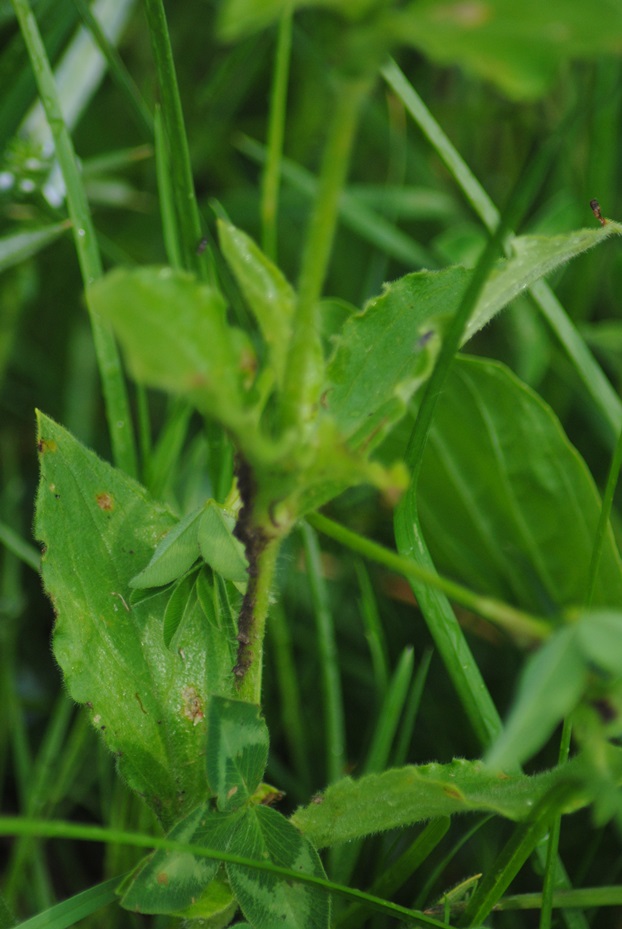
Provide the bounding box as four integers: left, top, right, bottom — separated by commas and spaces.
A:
227, 805, 330, 929
394, 0, 622, 100
291, 752, 622, 848
416, 356, 622, 614
35, 413, 236, 829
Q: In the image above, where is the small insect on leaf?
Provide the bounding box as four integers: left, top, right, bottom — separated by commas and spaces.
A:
590, 198, 607, 226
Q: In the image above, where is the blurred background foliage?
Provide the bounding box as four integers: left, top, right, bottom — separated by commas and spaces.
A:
1, 0, 622, 924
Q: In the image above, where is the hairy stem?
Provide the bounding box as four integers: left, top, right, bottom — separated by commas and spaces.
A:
234, 537, 280, 704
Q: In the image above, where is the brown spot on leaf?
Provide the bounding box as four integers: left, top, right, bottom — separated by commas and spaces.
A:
37, 438, 57, 454
96, 492, 114, 511
443, 785, 464, 800
181, 685, 205, 725
156, 872, 169, 885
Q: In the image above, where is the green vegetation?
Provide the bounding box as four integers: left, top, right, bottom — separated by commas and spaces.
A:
2, 1, 622, 926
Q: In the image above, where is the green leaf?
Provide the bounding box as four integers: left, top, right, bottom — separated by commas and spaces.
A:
218, 220, 294, 387
174, 878, 237, 923
325, 223, 621, 456
227, 805, 330, 929
198, 501, 249, 586
88, 267, 256, 433
485, 627, 587, 770
324, 268, 451, 448
35, 413, 236, 829
130, 504, 203, 589
465, 224, 622, 340
417, 356, 622, 614
206, 696, 269, 812
393, 0, 622, 100
290, 755, 592, 848
118, 807, 242, 915
576, 610, 622, 677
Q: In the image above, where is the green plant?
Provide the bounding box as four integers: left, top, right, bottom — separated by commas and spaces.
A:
3, 0, 622, 927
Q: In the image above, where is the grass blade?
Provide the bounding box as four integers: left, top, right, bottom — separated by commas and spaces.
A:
301, 523, 346, 787
143, 0, 207, 278
11, 0, 138, 476
13, 875, 122, 929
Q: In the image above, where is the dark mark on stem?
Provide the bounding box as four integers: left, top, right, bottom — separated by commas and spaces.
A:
590, 198, 607, 226
232, 454, 268, 682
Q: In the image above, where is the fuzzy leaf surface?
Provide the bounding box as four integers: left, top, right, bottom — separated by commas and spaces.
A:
227, 805, 330, 929
35, 413, 236, 829
465, 224, 622, 339
291, 755, 608, 848
206, 697, 269, 812
417, 356, 622, 614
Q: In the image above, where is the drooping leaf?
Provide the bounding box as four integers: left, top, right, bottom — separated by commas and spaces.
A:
206, 696, 269, 812
88, 267, 256, 434
118, 806, 243, 915
394, 0, 622, 100
35, 413, 236, 829
417, 356, 622, 614
290, 753, 611, 848
218, 220, 294, 386
227, 805, 330, 929
198, 501, 249, 586
485, 627, 587, 770
130, 504, 203, 589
